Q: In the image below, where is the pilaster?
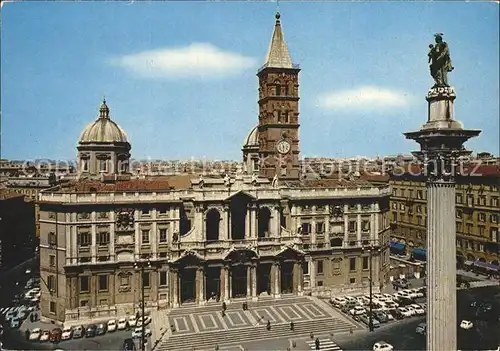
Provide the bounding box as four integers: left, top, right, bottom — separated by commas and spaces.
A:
309, 257, 316, 290
91, 212, 97, 263
343, 212, 349, 248
356, 211, 362, 243
109, 210, 115, 261
251, 265, 257, 300
196, 267, 205, 305
273, 262, 281, 298
134, 210, 140, 259
171, 268, 180, 308
250, 206, 257, 239
246, 265, 252, 297
151, 209, 158, 258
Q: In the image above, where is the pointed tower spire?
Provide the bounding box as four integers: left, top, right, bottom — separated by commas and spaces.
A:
264, 12, 293, 69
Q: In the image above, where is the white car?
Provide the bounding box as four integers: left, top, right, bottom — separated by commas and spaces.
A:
356, 296, 366, 305
132, 327, 151, 339
137, 316, 152, 327
373, 341, 394, 351
411, 288, 424, 298
107, 319, 117, 332
25, 268, 31, 274
344, 296, 357, 303
411, 304, 425, 315
61, 326, 73, 340
460, 320, 474, 330
117, 318, 128, 330
29, 328, 42, 341
382, 293, 393, 300
350, 306, 366, 316
397, 307, 412, 318
40, 330, 51, 342
373, 293, 384, 300
330, 297, 346, 307
128, 315, 137, 327
406, 306, 416, 316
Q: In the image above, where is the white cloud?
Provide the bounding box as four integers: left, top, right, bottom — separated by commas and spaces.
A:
317, 86, 413, 111
109, 43, 257, 79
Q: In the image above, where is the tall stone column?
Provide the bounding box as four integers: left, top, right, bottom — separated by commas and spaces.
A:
251, 265, 257, 300
196, 267, 205, 305
309, 258, 316, 291
405, 79, 480, 351
246, 265, 252, 297
171, 268, 180, 308
273, 262, 281, 298
250, 206, 257, 239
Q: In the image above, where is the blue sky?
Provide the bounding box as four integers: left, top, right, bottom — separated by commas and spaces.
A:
1, 2, 498, 161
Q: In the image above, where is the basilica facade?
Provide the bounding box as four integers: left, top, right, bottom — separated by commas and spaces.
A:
39, 13, 392, 323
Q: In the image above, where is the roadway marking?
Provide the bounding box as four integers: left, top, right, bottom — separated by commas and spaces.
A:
277, 305, 301, 321
302, 303, 327, 318
172, 316, 189, 333
225, 311, 247, 327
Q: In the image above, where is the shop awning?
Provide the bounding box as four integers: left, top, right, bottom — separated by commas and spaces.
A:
412, 248, 427, 259
473, 260, 499, 271
390, 241, 406, 252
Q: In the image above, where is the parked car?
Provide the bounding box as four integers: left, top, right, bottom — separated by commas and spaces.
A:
50, 328, 62, 343
128, 316, 137, 327
10, 318, 21, 329
406, 306, 416, 316
123, 337, 136, 351
411, 288, 424, 298
359, 314, 380, 328
40, 330, 51, 342
342, 301, 358, 313
416, 322, 427, 335
61, 326, 73, 340
96, 323, 107, 336
85, 324, 97, 338
373, 311, 389, 323
350, 306, 366, 316
131, 327, 151, 339
393, 279, 410, 289
108, 319, 117, 332
460, 320, 474, 330
29, 328, 42, 341
330, 296, 346, 307
410, 304, 425, 315
118, 318, 128, 330
398, 307, 413, 318
373, 341, 394, 351
137, 316, 151, 327
73, 325, 84, 339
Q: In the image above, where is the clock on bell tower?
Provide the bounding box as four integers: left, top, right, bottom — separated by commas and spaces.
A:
257, 12, 301, 181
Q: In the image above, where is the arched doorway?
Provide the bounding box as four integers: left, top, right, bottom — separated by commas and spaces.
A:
231, 265, 247, 298
258, 207, 271, 238
206, 209, 220, 241
280, 261, 294, 294
180, 269, 196, 303
230, 193, 251, 240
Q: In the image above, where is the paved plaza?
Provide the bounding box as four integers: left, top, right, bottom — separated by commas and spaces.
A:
156, 296, 359, 351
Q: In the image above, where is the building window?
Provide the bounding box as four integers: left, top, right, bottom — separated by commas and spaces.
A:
317, 281, 323, 287
479, 196, 486, 206
47, 275, 56, 292
48, 232, 56, 245
492, 197, 499, 207
79, 257, 90, 263
467, 194, 474, 207
99, 299, 108, 306
120, 275, 130, 287
98, 212, 108, 219
275, 84, 281, 96
301, 223, 311, 235
490, 228, 498, 242
491, 214, 499, 223
317, 260, 324, 274
316, 222, 324, 234
456, 209, 463, 219
456, 222, 462, 233
98, 232, 110, 245
98, 255, 108, 262
142, 272, 150, 288
302, 262, 309, 275
417, 205, 422, 214
466, 224, 473, 234
400, 203, 405, 211
479, 213, 486, 222
80, 300, 88, 307
392, 202, 397, 210
99, 159, 107, 172
82, 159, 88, 172
98, 275, 108, 291
479, 226, 485, 236
158, 208, 168, 215
141, 230, 150, 244
159, 271, 168, 286
49, 255, 56, 267
350, 278, 356, 284
349, 257, 356, 272
142, 209, 150, 216
456, 193, 463, 204
79, 276, 90, 293
159, 229, 168, 243
348, 220, 357, 233
78, 233, 91, 247
348, 204, 357, 211
362, 257, 369, 270
361, 220, 370, 232
159, 252, 168, 258
49, 301, 56, 314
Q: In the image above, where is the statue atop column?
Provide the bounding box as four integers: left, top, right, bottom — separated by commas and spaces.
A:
428, 33, 454, 87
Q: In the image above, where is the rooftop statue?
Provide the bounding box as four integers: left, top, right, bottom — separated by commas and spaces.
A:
428, 33, 454, 87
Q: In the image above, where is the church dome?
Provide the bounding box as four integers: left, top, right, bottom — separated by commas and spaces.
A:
79, 99, 129, 144
243, 125, 259, 148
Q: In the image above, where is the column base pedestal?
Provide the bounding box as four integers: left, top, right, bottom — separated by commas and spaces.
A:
252, 296, 258, 302
274, 294, 281, 298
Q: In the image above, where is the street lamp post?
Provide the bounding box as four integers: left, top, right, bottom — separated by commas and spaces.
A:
362, 241, 381, 333
135, 259, 151, 351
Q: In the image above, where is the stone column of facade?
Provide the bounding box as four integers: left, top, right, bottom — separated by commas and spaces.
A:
311, 218, 316, 245
170, 268, 180, 308
405, 84, 480, 351
343, 212, 349, 248
251, 265, 257, 300
374, 203, 380, 244
90, 274, 97, 309
324, 215, 330, 247
250, 206, 257, 239
309, 257, 316, 290
228, 268, 232, 299
291, 205, 297, 233
220, 266, 229, 302
109, 274, 116, 306
150, 269, 158, 305
269, 264, 276, 295
356, 211, 362, 244
134, 210, 140, 259
151, 209, 158, 258
273, 207, 280, 237
273, 262, 281, 298
109, 210, 115, 261
245, 206, 250, 239
91, 212, 97, 263
195, 208, 203, 242
246, 265, 252, 297
196, 267, 205, 305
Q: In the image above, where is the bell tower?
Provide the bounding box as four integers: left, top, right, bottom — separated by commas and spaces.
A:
257, 12, 301, 181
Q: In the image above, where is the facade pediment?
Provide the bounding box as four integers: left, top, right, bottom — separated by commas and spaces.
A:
224, 190, 256, 201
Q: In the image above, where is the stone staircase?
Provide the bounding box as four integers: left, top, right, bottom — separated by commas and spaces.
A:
155, 317, 354, 351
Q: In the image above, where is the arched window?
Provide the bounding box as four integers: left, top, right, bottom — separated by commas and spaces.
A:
206, 209, 221, 242
258, 207, 271, 238
275, 84, 281, 96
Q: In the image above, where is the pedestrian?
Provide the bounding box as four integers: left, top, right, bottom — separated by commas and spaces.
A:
222, 302, 227, 311
30, 314, 34, 323
215, 345, 219, 351
310, 332, 314, 339
290, 321, 294, 331
266, 320, 271, 331
221, 310, 225, 317
315, 337, 320, 350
